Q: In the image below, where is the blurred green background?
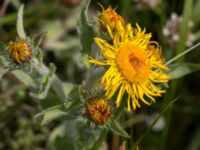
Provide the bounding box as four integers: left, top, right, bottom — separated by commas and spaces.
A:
0, 0, 200, 150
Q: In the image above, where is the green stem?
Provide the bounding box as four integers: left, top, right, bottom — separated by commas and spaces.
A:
165, 42, 200, 65
132, 97, 179, 149
91, 95, 127, 149
160, 0, 193, 149
156, 0, 166, 46
176, 0, 193, 62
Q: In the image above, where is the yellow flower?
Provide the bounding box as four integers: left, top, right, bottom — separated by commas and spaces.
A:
98, 5, 124, 33
89, 24, 169, 111
7, 39, 32, 64
86, 98, 111, 124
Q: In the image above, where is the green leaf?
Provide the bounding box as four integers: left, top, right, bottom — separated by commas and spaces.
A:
35, 47, 44, 63
63, 82, 74, 97
81, 54, 90, 68
168, 63, 200, 80
47, 123, 67, 149
33, 32, 46, 48
17, 4, 26, 39
0, 68, 10, 79
0, 55, 10, 67
51, 77, 74, 101
12, 70, 36, 87
32, 32, 46, 63
84, 68, 105, 91
35, 104, 68, 125
38, 63, 56, 99
55, 136, 75, 150
91, 130, 108, 150
0, 48, 10, 80
108, 120, 130, 138
78, 0, 94, 54
51, 76, 66, 101
31, 63, 56, 99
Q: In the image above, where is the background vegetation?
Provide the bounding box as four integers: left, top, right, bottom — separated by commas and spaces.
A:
0, 0, 200, 150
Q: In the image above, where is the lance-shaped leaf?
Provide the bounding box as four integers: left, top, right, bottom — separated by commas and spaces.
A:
35, 104, 68, 125
17, 4, 26, 39
32, 32, 46, 63
33, 32, 46, 48
12, 70, 36, 87
51, 77, 74, 101
108, 120, 130, 138
77, 0, 94, 54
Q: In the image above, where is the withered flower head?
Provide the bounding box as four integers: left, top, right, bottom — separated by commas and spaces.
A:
86, 98, 111, 125
7, 39, 32, 64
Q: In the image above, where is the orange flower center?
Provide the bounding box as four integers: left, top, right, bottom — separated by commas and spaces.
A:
116, 43, 151, 83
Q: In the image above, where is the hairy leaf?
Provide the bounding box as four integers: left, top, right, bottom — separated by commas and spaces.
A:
12, 70, 36, 87
31, 63, 56, 99
17, 5, 26, 39
35, 104, 68, 125
77, 0, 94, 54
109, 120, 130, 138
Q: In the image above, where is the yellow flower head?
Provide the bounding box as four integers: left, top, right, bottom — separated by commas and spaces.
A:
7, 39, 32, 64
98, 5, 124, 33
86, 98, 111, 125
89, 24, 169, 111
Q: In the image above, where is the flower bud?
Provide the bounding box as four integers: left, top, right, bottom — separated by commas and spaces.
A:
7, 39, 32, 64
98, 6, 124, 33
86, 98, 111, 125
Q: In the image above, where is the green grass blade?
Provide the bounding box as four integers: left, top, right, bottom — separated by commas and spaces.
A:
132, 96, 180, 149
